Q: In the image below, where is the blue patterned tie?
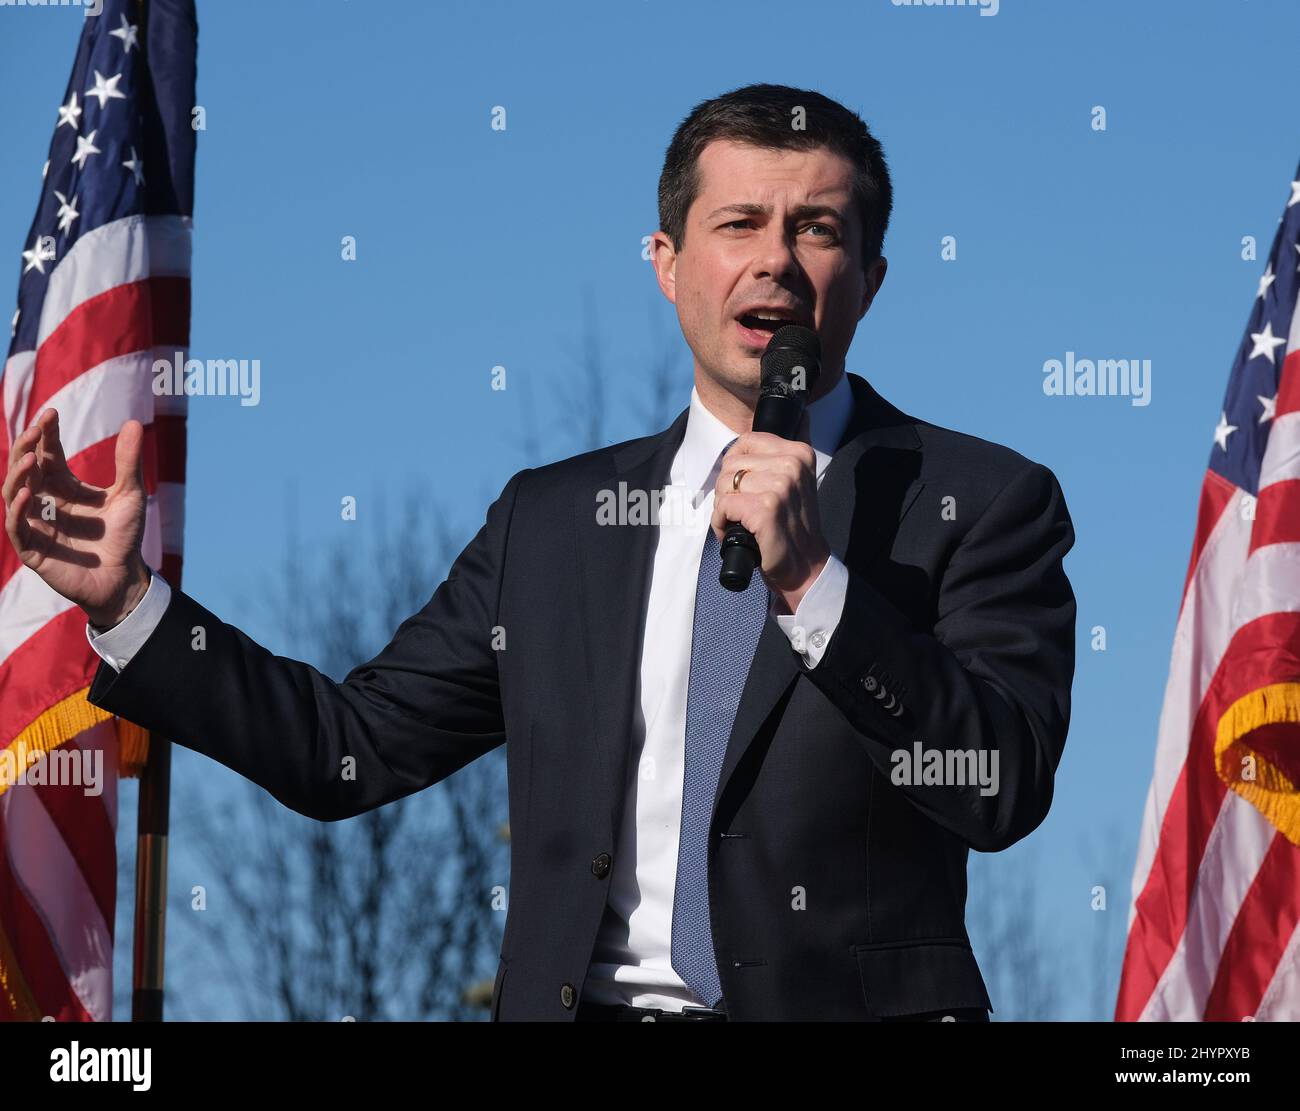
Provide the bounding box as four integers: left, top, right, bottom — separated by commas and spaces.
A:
671, 521, 771, 1007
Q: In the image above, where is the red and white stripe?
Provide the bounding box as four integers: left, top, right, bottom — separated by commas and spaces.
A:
1116, 291, 1300, 1021
1, 214, 189, 1021
0, 722, 118, 1021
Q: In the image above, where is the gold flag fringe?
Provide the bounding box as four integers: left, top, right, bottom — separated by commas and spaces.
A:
1215, 681, 1300, 847
0, 686, 150, 801
0, 916, 42, 1021
116, 716, 150, 777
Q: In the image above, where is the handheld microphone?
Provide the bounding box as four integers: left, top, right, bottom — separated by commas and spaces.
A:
719, 324, 822, 592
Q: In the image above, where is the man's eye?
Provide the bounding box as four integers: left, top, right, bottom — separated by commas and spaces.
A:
721, 220, 837, 240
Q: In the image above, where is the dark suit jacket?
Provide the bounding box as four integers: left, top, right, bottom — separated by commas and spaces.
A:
87, 372, 1076, 1021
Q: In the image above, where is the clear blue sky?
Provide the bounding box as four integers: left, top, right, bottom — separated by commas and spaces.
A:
3, 0, 1298, 1019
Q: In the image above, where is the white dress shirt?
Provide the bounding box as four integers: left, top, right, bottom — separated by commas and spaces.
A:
581, 370, 853, 1009
86, 371, 856, 1011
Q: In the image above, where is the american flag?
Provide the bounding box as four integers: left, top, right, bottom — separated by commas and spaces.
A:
1116, 161, 1300, 1021
0, 0, 195, 1021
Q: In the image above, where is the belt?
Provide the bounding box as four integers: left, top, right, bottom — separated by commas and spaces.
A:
576, 1000, 728, 1022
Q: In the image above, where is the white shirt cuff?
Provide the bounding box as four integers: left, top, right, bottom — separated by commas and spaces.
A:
85, 571, 173, 673
774, 553, 848, 669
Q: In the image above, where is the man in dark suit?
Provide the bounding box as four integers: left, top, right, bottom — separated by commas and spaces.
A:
3, 84, 1075, 1021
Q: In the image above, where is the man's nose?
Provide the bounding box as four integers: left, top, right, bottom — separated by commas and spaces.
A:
750, 224, 800, 281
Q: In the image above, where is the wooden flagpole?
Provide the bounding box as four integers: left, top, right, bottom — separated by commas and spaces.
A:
131, 735, 170, 1021
130, 0, 171, 1022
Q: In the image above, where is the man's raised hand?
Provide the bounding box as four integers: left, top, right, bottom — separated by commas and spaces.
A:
3, 409, 151, 629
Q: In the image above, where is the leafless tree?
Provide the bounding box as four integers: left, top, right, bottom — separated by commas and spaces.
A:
1078, 821, 1129, 1020
966, 844, 1064, 1020
165, 487, 509, 1020
556, 283, 609, 452
637, 294, 688, 433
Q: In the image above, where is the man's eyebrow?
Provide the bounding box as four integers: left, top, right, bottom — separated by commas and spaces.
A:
704, 202, 848, 224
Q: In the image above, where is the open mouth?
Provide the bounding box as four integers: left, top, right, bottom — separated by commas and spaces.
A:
735, 312, 805, 348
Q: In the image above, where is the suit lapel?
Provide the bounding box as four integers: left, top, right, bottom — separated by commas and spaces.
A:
573, 406, 690, 838
712, 373, 925, 806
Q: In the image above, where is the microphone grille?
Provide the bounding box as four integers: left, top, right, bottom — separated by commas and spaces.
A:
760, 324, 822, 393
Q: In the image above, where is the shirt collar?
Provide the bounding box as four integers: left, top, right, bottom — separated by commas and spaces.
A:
673, 370, 854, 509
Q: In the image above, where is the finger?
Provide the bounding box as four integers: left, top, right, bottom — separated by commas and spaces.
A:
4, 475, 107, 546
718, 455, 807, 503
35, 408, 68, 470
711, 487, 742, 537
5, 483, 40, 559
727, 431, 794, 458
27, 410, 57, 494
712, 462, 797, 519
725, 434, 816, 472
112, 419, 146, 495
711, 488, 779, 541
36, 408, 103, 501
7, 419, 44, 470
2, 450, 38, 509
6, 482, 60, 563
25, 407, 75, 497
711, 491, 727, 537
717, 468, 791, 503
21, 445, 47, 505
4, 481, 27, 552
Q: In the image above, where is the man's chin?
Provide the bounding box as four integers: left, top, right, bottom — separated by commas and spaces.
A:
729, 342, 765, 374
723, 370, 762, 400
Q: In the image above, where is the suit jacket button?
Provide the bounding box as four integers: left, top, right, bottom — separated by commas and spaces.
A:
882, 693, 896, 711
873, 685, 889, 701
862, 676, 878, 692
890, 702, 905, 718
560, 983, 576, 1009
591, 852, 611, 878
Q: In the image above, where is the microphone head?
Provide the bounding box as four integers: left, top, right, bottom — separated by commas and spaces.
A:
759, 324, 821, 401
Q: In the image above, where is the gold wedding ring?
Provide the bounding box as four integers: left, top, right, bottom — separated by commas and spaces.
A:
732, 468, 748, 491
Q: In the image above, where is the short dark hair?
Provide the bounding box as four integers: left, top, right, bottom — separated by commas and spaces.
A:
657, 83, 893, 274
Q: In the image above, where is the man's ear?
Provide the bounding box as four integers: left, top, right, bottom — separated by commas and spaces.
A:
650, 231, 679, 305
858, 256, 888, 319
